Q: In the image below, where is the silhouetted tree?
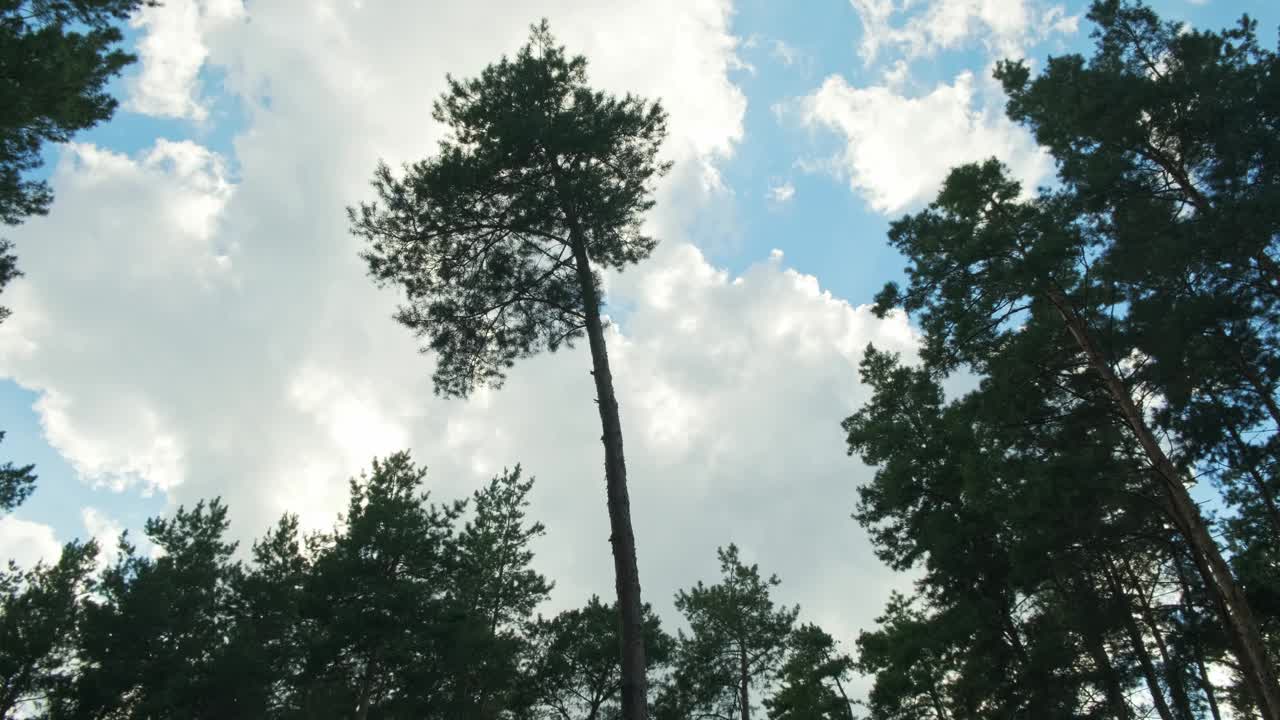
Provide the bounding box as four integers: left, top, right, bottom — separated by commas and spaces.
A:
349, 20, 670, 717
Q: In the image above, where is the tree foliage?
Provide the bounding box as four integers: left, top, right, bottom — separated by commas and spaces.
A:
350, 21, 670, 718
0, 0, 153, 224
350, 19, 668, 398
853, 1, 1280, 716
660, 545, 798, 720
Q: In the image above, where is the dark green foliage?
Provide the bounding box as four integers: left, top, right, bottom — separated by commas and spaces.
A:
68, 499, 244, 719
0, 539, 97, 716
350, 20, 669, 398
21, 453, 557, 719
845, 348, 1121, 719
0, 239, 17, 325
525, 596, 674, 720
0, 0, 153, 225
0, 456, 857, 720
289, 453, 468, 717
661, 545, 798, 720
351, 23, 666, 718
0, 431, 35, 512
764, 624, 855, 720
860, 1, 1280, 714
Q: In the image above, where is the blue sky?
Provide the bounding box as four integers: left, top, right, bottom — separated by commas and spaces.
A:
1, 0, 1275, 663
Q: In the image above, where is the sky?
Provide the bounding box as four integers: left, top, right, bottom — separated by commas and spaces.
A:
1, 0, 1276, 697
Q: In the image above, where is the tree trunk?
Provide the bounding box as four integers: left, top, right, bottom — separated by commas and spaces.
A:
569, 231, 648, 720
1227, 425, 1280, 540
1173, 559, 1225, 720
1125, 560, 1195, 720
1104, 558, 1176, 720
832, 671, 857, 720
355, 658, 377, 720
1046, 288, 1280, 720
1076, 582, 1133, 720
1083, 633, 1133, 720
927, 686, 951, 720
740, 644, 751, 720
1234, 346, 1280, 431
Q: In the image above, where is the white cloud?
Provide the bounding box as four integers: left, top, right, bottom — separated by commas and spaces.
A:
0, 0, 921, 684
81, 507, 125, 569
767, 180, 796, 205
0, 515, 60, 569
796, 69, 1052, 213
0, 140, 233, 495
849, 0, 1077, 63
881, 58, 910, 90
126, 0, 246, 121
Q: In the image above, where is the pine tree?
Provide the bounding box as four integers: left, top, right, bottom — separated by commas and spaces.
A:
349, 22, 669, 717
873, 155, 1279, 716
66, 500, 243, 718
665, 545, 798, 720
764, 624, 856, 720
0, 539, 97, 716
526, 595, 674, 720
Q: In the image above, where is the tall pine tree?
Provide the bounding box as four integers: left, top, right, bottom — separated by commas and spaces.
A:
349, 23, 669, 716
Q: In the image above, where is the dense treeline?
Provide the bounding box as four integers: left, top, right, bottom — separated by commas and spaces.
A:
0, 452, 855, 718
2, 0, 1279, 718
850, 1, 1280, 718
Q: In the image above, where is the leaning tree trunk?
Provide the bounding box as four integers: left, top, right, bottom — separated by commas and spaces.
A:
1047, 289, 1280, 720
568, 228, 649, 720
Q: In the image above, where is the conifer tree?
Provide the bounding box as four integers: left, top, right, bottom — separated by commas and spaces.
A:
666, 545, 798, 720
349, 23, 669, 717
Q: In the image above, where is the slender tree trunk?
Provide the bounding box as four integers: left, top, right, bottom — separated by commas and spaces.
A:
1084, 632, 1133, 720
1235, 349, 1280, 431
1105, 558, 1176, 720
1173, 559, 1225, 720
1125, 561, 1195, 720
833, 674, 856, 720
1046, 288, 1280, 720
740, 643, 751, 720
1075, 578, 1133, 720
927, 686, 951, 720
355, 657, 377, 720
1227, 425, 1280, 540
569, 230, 648, 720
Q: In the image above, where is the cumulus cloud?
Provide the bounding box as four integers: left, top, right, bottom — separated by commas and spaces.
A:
849, 0, 1078, 63
126, 0, 246, 121
0, 140, 233, 495
795, 69, 1052, 213
0, 514, 60, 568
0, 0, 920, 687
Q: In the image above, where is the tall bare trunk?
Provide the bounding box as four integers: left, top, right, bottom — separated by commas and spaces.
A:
569, 231, 648, 720
739, 644, 751, 720
1046, 288, 1280, 720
